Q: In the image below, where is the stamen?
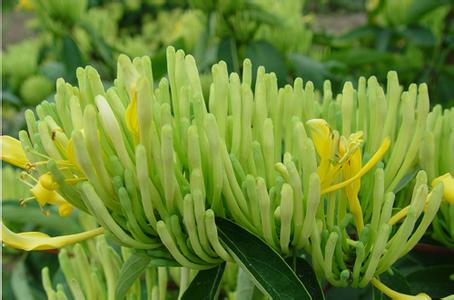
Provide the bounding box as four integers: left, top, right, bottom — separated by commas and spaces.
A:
19, 197, 35, 206
322, 138, 390, 195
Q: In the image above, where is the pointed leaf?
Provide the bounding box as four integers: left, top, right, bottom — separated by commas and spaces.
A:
181, 263, 226, 300
406, 265, 454, 298
61, 35, 83, 83
245, 41, 288, 86
115, 252, 151, 300
216, 217, 311, 300
286, 257, 324, 299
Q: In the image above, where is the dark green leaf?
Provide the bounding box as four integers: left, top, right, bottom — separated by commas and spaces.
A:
401, 26, 436, 47
115, 252, 151, 300
245, 40, 288, 86
406, 265, 454, 298
216, 217, 311, 300
380, 269, 411, 294
150, 49, 168, 81
79, 21, 114, 71
61, 35, 84, 83
181, 263, 226, 300
217, 37, 239, 73
290, 54, 329, 90
193, 13, 218, 72
375, 28, 392, 51
286, 257, 325, 300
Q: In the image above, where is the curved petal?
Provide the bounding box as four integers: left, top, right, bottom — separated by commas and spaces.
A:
322, 137, 391, 195
1, 222, 104, 251
1, 135, 30, 169
432, 173, 454, 205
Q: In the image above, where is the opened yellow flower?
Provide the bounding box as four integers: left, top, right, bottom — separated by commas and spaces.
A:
307, 119, 391, 232
432, 173, 454, 205
1, 222, 103, 251
307, 119, 390, 195
1, 136, 30, 169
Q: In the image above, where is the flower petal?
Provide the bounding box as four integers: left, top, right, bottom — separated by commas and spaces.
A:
306, 119, 333, 159
432, 173, 454, 205
0, 135, 30, 169
1, 222, 103, 251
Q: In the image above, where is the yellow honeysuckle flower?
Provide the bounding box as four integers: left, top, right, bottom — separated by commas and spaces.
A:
1, 222, 104, 251
1, 135, 31, 169
432, 173, 454, 205
307, 119, 390, 195
30, 174, 74, 217
371, 278, 431, 300
125, 85, 140, 142
321, 137, 390, 195
307, 119, 391, 232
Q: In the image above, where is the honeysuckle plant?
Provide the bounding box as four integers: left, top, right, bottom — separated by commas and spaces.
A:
1, 47, 453, 299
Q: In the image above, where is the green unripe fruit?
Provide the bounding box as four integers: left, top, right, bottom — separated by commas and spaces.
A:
20, 75, 54, 106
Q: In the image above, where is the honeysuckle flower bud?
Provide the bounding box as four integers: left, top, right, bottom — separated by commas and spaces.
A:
1, 136, 31, 169
1, 222, 103, 251
432, 173, 454, 205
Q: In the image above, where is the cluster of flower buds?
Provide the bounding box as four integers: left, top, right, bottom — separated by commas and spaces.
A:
418, 106, 454, 246
41, 235, 173, 300
1, 47, 452, 296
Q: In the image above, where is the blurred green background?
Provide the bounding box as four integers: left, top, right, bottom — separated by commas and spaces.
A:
1, 0, 453, 299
